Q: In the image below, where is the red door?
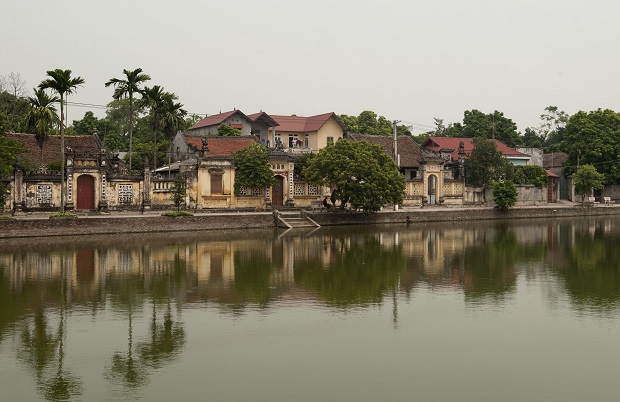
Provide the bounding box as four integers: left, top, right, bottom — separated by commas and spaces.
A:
272, 176, 284, 206
77, 175, 95, 210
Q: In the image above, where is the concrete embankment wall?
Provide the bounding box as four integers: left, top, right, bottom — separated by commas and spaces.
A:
1, 206, 619, 239
307, 206, 620, 226
0, 214, 275, 239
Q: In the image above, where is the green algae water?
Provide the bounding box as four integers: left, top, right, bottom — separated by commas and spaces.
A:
1, 216, 620, 401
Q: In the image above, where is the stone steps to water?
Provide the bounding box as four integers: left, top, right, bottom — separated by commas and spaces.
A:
276, 211, 320, 228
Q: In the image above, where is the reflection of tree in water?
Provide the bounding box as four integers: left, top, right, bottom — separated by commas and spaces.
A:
105, 251, 187, 391
223, 251, 275, 310
16, 256, 83, 401
105, 302, 148, 390
40, 309, 83, 401
555, 220, 620, 313
457, 225, 520, 302
295, 234, 405, 307
138, 301, 185, 368
104, 260, 149, 391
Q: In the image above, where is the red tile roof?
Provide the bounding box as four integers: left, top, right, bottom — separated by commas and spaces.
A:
184, 135, 258, 158
269, 112, 345, 133
348, 134, 425, 167
190, 110, 250, 130
422, 137, 527, 160
6, 132, 101, 168
246, 112, 279, 127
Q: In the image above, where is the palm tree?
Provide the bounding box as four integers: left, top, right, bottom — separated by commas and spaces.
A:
24, 88, 60, 166
160, 93, 187, 139
105, 68, 150, 171
39, 69, 85, 213
141, 86, 186, 171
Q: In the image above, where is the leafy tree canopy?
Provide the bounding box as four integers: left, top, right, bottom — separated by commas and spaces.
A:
462, 109, 522, 148
232, 143, 276, 194
0, 131, 25, 178
561, 109, 620, 183
217, 124, 241, 136
512, 165, 547, 187
573, 164, 605, 204
465, 137, 513, 187
303, 139, 405, 213
339, 111, 411, 136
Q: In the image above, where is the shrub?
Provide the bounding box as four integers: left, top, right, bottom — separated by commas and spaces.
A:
492, 180, 517, 210
162, 211, 193, 217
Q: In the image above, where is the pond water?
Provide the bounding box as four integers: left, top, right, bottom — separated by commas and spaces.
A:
1, 216, 619, 401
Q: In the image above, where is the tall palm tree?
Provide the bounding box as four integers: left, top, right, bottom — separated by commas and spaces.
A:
160, 93, 187, 139
140, 85, 169, 171
105, 68, 150, 171
39, 69, 85, 213
24, 88, 60, 166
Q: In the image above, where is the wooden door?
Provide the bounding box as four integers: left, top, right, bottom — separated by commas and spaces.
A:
427, 174, 437, 205
77, 175, 95, 210
272, 176, 284, 206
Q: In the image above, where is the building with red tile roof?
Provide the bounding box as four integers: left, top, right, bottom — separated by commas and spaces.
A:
6, 132, 102, 169
422, 137, 530, 165
267, 112, 346, 151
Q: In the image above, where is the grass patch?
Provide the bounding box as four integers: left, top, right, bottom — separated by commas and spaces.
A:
0, 215, 14, 220
49, 212, 78, 219
162, 211, 194, 217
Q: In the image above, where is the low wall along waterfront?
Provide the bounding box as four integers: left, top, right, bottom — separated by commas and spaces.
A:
1, 205, 620, 239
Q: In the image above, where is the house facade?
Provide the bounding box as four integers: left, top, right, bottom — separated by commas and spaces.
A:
266, 112, 346, 153
423, 137, 531, 166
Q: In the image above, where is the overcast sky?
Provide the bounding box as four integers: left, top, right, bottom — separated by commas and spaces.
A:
3, 0, 619, 133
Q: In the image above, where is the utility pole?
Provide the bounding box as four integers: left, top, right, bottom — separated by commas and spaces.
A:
392, 120, 400, 165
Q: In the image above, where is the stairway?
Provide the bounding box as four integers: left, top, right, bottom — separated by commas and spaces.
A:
276, 210, 320, 228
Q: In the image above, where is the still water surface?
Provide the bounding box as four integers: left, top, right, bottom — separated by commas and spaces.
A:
1, 217, 620, 401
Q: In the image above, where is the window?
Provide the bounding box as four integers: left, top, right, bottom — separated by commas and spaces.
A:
409, 169, 418, 180
304, 137, 309, 148
327, 136, 334, 144
289, 134, 298, 148
211, 175, 223, 194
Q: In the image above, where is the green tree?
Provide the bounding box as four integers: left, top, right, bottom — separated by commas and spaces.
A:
140, 85, 167, 170
0, 72, 29, 132
232, 143, 276, 195
171, 174, 186, 210
159, 94, 187, 139
492, 180, 518, 210
521, 127, 544, 148
0, 130, 25, 209
339, 111, 410, 136
465, 137, 513, 187
38, 69, 85, 213
561, 109, 620, 183
303, 139, 405, 213
105, 68, 151, 171
462, 109, 521, 148
293, 153, 316, 178
539, 106, 568, 150
512, 165, 547, 187
70, 111, 99, 135
23, 88, 60, 165
338, 114, 358, 133
573, 164, 605, 205
216, 124, 242, 136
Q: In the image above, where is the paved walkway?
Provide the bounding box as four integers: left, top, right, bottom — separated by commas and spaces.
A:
3, 199, 612, 221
